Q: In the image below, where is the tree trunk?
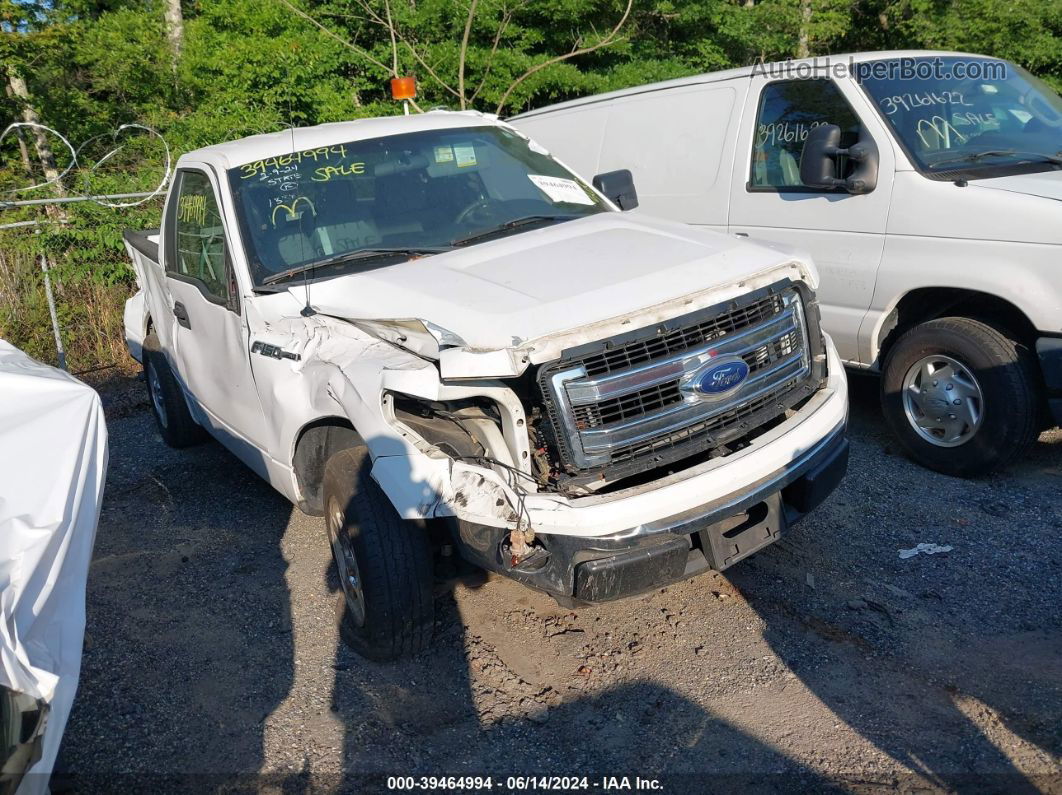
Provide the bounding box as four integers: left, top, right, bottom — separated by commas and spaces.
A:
7, 70, 64, 195
797, 0, 812, 58
4, 81, 34, 177
164, 0, 185, 68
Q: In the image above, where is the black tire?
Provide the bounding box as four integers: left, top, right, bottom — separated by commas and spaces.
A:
880, 317, 1041, 477
323, 447, 434, 660
143, 331, 205, 448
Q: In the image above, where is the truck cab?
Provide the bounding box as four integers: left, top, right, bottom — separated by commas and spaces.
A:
123, 110, 848, 660
511, 51, 1062, 476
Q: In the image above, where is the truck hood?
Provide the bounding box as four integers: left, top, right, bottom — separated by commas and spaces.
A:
972, 170, 1062, 202
290, 213, 811, 355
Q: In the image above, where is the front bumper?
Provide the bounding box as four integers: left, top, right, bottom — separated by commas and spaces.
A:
456, 416, 849, 603
1036, 335, 1062, 426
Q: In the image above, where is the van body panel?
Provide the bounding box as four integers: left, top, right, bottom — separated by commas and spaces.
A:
727, 74, 900, 364
516, 81, 749, 231
862, 172, 1062, 355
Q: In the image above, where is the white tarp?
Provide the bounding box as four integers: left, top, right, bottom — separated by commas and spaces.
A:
0, 340, 107, 793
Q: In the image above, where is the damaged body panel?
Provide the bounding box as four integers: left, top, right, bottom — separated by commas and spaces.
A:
123, 110, 849, 655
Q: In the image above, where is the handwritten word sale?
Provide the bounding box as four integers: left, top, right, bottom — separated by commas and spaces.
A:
312, 162, 366, 181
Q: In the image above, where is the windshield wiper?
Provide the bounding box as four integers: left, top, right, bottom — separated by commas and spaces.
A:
450, 214, 579, 247
930, 149, 1062, 169
262, 246, 450, 286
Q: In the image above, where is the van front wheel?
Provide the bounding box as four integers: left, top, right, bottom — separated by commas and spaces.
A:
880, 317, 1040, 477
323, 447, 434, 660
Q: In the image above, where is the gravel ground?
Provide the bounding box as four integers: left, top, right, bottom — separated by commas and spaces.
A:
55, 372, 1062, 792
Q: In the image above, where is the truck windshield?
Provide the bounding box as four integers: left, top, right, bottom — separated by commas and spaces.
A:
227, 125, 607, 285
858, 57, 1062, 179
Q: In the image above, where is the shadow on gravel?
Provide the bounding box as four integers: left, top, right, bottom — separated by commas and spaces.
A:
724, 368, 1062, 792
328, 594, 845, 794
54, 411, 297, 788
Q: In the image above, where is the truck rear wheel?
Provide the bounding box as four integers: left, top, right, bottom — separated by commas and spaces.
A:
880, 317, 1040, 477
323, 447, 434, 660
143, 331, 205, 448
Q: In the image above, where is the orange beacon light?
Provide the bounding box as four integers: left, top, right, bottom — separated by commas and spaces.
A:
390, 76, 416, 100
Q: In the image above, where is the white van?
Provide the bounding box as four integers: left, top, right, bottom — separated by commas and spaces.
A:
511, 50, 1062, 476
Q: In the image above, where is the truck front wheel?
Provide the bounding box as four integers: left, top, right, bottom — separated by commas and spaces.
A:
143, 331, 205, 448
880, 317, 1040, 477
323, 447, 434, 660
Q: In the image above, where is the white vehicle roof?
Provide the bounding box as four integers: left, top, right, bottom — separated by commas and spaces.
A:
511, 50, 995, 120
180, 109, 501, 171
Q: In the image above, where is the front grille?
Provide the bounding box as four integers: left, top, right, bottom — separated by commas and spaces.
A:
574, 381, 683, 429
579, 293, 786, 378
537, 281, 819, 480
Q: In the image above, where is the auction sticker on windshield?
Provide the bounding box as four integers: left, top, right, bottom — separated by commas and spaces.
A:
527, 174, 595, 205
454, 144, 478, 167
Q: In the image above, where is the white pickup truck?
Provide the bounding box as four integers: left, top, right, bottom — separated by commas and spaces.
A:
512, 51, 1062, 476
122, 111, 848, 660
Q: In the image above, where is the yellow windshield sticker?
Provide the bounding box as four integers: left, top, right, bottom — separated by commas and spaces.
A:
434, 145, 454, 164
453, 145, 477, 168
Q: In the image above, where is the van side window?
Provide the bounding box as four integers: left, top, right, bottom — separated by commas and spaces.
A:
168, 170, 228, 301
750, 80, 862, 190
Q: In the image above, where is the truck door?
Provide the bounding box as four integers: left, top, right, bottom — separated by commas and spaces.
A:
728, 74, 896, 365
162, 166, 270, 460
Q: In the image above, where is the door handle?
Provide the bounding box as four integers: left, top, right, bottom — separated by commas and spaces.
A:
733, 232, 749, 238
173, 301, 191, 329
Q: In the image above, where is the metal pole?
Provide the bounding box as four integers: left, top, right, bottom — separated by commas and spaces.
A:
0, 191, 155, 210
0, 219, 47, 231
38, 249, 67, 371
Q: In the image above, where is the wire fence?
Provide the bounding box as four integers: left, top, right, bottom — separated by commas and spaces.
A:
1, 122, 172, 369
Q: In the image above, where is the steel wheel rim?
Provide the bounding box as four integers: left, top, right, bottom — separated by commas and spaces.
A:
902, 354, 984, 448
147, 361, 169, 429
327, 496, 366, 627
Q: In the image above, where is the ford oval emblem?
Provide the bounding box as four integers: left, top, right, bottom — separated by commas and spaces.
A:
693, 358, 750, 397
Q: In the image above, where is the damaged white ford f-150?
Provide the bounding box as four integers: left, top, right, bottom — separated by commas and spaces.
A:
123, 111, 849, 660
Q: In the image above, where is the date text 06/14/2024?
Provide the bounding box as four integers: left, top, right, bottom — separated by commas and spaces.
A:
386, 776, 664, 791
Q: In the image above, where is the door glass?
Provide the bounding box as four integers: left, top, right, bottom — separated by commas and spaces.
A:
751, 80, 862, 189
170, 171, 228, 300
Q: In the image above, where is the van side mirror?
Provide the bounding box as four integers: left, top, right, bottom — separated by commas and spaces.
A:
799, 124, 879, 195
592, 169, 639, 210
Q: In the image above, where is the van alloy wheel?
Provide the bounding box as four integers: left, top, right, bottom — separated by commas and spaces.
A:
327, 495, 366, 627
902, 354, 984, 447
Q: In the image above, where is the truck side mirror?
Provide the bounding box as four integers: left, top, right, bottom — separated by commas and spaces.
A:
799, 124, 879, 195
593, 169, 639, 210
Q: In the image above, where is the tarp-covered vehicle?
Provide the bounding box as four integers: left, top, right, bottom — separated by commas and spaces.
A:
0, 341, 107, 795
